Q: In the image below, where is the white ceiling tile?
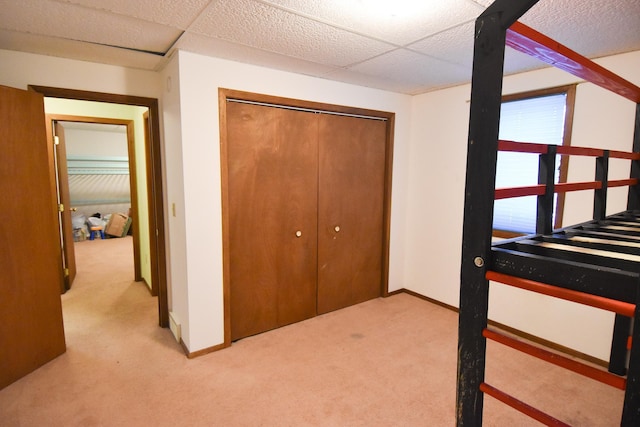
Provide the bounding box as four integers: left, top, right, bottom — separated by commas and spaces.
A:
0, 28, 164, 70
189, 0, 396, 66
408, 21, 475, 68
0, 0, 182, 53
59, 0, 211, 29
0, 0, 638, 95
349, 48, 471, 90
520, 0, 640, 59
322, 67, 423, 94
173, 32, 342, 77
261, 0, 484, 45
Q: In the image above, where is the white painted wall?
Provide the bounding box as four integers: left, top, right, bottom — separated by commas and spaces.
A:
405, 50, 640, 360
406, 84, 471, 308
162, 50, 412, 352
159, 55, 187, 342
0, 50, 161, 98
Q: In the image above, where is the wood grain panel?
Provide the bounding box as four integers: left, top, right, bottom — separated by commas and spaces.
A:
317, 114, 386, 314
227, 102, 318, 340
0, 85, 66, 389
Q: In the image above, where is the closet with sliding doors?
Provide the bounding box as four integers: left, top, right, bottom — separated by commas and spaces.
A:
220, 89, 394, 342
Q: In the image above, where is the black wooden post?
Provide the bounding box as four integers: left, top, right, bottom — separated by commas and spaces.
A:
627, 104, 640, 211
537, 145, 557, 234
594, 150, 609, 221
609, 314, 631, 376
596, 150, 631, 377
617, 104, 640, 385
457, 1, 540, 425
457, 14, 506, 426
621, 281, 640, 425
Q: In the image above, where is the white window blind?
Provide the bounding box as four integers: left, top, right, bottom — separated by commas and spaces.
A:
493, 93, 567, 233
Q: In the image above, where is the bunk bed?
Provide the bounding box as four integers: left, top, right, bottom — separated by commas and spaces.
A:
457, 0, 640, 425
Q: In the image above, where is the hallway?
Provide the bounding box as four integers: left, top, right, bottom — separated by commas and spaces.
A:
1, 236, 180, 425
62, 236, 173, 360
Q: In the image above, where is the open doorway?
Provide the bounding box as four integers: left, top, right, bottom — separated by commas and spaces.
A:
30, 85, 168, 328
59, 121, 133, 242
48, 112, 145, 294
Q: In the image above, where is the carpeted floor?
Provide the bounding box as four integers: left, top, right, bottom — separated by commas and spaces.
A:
0, 236, 624, 426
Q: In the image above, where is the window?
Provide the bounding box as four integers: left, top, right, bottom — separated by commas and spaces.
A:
493, 85, 576, 237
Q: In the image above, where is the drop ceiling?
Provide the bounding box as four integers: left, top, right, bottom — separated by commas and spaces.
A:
1, 0, 639, 95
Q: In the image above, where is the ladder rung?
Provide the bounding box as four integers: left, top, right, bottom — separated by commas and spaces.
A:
484, 328, 626, 390
486, 271, 636, 317
480, 382, 570, 426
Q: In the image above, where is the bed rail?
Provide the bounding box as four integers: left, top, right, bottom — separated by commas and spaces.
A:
494, 140, 639, 229
498, 140, 640, 160
507, 21, 640, 103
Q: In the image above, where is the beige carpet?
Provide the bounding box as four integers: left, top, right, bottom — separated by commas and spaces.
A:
0, 236, 624, 426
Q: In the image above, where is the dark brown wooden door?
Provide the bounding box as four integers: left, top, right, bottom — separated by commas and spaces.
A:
317, 114, 386, 314
53, 122, 77, 290
0, 85, 66, 389
227, 101, 319, 341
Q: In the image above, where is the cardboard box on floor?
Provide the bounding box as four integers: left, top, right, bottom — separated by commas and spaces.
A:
105, 213, 132, 237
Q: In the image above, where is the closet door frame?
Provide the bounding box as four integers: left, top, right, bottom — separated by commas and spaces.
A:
218, 88, 395, 346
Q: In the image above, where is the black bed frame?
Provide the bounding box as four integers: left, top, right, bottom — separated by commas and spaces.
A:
457, 0, 640, 425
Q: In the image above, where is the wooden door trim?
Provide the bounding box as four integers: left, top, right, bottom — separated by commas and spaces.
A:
219, 88, 395, 346
47, 114, 142, 285
142, 110, 158, 295
30, 85, 169, 328
218, 89, 232, 347
220, 89, 396, 121
382, 114, 395, 299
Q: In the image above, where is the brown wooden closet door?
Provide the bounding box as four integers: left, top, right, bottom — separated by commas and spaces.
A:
227, 102, 319, 341
317, 114, 386, 314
